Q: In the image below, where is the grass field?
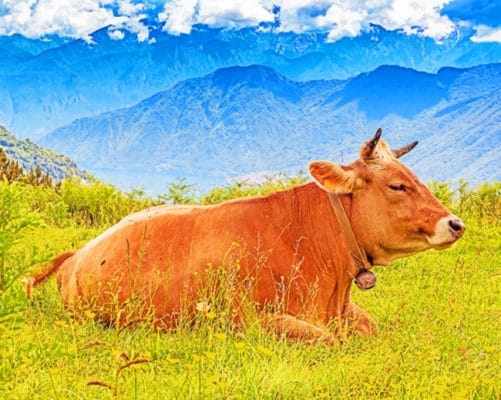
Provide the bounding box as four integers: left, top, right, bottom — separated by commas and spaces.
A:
0, 179, 499, 399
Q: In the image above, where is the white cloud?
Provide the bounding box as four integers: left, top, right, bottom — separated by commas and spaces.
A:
118, 0, 145, 15
124, 14, 150, 41
471, 25, 501, 43
159, 0, 274, 35
159, 0, 457, 41
159, 0, 197, 35
117, 0, 151, 41
196, 0, 274, 28
372, 0, 455, 40
271, 0, 456, 41
315, 3, 367, 41
108, 28, 125, 40
0, 0, 149, 41
0, 0, 485, 43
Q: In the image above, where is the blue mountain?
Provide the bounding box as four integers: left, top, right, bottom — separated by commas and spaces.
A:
39, 63, 501, 192
0, 33, 66, 64
1, 24, 500, 139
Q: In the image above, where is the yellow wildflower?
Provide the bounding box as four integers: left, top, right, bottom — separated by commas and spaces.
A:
257, 345, 273, 357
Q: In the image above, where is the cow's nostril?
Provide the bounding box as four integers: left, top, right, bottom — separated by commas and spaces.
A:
449, 219, 465, 235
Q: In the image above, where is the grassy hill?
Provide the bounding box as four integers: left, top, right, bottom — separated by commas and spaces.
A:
0, 125, 87, 181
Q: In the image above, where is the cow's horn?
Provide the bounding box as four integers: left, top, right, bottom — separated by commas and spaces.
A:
360, 128, 382, 161
392, 141, 418, 158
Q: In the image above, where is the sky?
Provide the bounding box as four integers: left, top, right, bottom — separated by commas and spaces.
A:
0, 0, 499, 43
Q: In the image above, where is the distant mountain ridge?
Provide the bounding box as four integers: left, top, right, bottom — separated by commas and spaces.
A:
0, 126, 87, 181
0, 33, 67, 63
1, 24, 500, 139
39, 63, 501, 192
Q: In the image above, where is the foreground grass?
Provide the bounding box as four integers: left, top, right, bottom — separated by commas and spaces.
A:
0, 216, 499, 400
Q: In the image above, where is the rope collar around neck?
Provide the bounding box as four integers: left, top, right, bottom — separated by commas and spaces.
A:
327, 192, 376, 291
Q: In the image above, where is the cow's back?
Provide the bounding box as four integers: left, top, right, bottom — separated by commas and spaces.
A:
57, 186, 352, 327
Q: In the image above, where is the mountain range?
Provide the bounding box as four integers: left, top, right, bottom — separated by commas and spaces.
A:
1, 24, 500, 139
39, 63, 501, 192
0, 33, 67, 62
0, 125, 86, 181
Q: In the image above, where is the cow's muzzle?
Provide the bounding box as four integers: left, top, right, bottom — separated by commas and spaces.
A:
426, 215, 466, 247
448, 218, 466, 240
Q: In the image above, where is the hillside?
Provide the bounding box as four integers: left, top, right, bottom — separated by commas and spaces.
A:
0, 126, 87, 181
1, 24, 500, 139
39, 64, 501, 192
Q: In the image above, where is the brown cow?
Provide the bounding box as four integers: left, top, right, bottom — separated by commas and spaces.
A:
25, 130, 465, 342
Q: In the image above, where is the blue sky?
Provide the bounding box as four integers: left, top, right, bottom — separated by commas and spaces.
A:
0, 0, 499, 43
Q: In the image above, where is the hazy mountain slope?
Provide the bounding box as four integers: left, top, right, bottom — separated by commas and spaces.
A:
39, 64, 500, 190
0, 34, 65, 59
2, 24, 500, 139
0, 126, 86, 181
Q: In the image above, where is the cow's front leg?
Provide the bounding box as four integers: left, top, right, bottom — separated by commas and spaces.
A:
346, 302, 378, 337
262, 314, 336, 345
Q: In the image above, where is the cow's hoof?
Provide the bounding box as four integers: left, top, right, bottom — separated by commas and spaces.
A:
317, 333, 337, 346
353, 318, 378, 337
348, 302, 378, 337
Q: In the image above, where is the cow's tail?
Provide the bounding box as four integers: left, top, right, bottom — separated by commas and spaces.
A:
22, 252, 75, 299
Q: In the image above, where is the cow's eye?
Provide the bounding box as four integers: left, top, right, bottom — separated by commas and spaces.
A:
389, 183, 406, 191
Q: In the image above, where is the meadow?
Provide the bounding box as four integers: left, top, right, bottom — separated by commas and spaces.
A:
0, 176, 499, 399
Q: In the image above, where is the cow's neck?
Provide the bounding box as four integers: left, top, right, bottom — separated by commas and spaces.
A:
283, 182, 355, 321
287, 182, 359, 271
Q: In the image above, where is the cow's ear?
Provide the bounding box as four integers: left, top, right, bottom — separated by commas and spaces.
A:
309, 161, 362, 194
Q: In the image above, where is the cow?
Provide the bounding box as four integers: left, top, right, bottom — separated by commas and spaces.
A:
24, 129, 465, 343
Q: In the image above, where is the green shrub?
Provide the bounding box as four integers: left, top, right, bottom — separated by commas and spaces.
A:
159, 178, 196, 205
200, 172, 308, 205
0, 180, 42, 291
429, 180, 500, 224
60, 178, 157, 227
428, 181, 454, 209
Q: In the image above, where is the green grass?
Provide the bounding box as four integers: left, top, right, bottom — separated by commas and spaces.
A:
0, 217, 499, 399
0, 178, 499, 399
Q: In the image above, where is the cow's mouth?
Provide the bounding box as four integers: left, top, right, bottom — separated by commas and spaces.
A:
432, 239, 457, 249
425, 234, 458, 248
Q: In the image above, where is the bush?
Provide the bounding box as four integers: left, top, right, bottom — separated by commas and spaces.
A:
159, 178, 196, 205
0, 179, 42, 291
60, 178, 157, 227
200, 172, 308, 205
429, 180, 500, 224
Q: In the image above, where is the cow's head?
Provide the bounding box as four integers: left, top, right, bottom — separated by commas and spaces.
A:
309, 128, 465, 265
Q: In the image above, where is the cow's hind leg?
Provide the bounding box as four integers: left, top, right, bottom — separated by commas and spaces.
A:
346, 302, 378, 337
262, 314, 336, 345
